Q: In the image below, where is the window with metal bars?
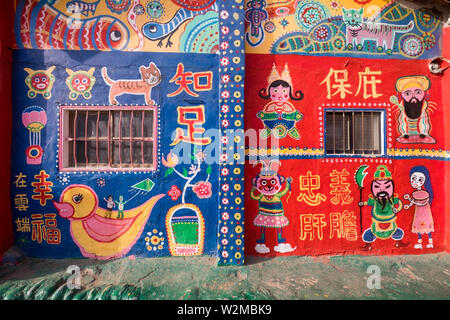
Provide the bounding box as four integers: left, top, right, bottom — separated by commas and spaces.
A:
59, 106, 157, 171
325, 110, 384, 156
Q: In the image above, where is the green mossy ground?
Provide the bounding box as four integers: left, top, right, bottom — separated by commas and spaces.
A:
0, 254, 449, 300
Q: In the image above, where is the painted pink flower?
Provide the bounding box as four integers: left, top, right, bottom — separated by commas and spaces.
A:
220, 41, 229, 50
193, 181, 212, 199
168, 185, 181, 201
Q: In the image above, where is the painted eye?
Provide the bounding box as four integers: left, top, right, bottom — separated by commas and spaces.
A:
72, 193, 83, 204
415, 89, 423, 95
33, 77, 40, 83
74, 79, 80, 84
149, 25, 157, 33
110, 30, 122, 42
41, 76, 48, 82
261, 180, 267, 186
82, 78, 88, 84
270, 179, 276, 185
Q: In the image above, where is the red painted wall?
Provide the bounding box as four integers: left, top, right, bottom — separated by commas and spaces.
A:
0, 0, 14, 260
244, 54, 446, 257
443, 26, 450, 253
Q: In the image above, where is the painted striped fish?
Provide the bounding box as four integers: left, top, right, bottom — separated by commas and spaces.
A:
66, 0, 100, 17
15, 0, 130, 51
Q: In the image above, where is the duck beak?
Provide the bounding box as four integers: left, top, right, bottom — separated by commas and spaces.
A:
53, 201, 74, 219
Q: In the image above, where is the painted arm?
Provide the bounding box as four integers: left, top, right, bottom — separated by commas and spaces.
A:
250, 187, 263, 200
278, 178, 291, 197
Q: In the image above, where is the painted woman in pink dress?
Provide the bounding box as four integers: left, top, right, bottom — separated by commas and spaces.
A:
403, 166, 434, 249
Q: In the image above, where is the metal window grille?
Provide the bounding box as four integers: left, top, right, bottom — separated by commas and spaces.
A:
60, 106, 156, 171
325, 110, 383, 156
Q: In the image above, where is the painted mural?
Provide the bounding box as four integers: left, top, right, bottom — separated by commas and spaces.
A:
14, 0, 219, 53
11, 0, 246, 265
10, 49, 222, 259
244, 0, 442, 59
244, 53, 445, 256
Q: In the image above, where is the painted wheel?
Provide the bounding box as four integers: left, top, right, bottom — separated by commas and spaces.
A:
295, 0, 330, 32
264, 21, 276, 33
274, 124, 287, 138
399, 34, 425, 58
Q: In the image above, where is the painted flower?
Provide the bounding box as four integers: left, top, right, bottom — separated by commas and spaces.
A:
221, 250, 229, 258
162, 152, 179, 168
221, 226, 228, 234
221, 238, 229, 245
221, 119, 230, 128
220, 153, 228, 162
168, 185, 181, 201
221, 104, 230, 113
222, 212, 230, 220
221, 168, 229, 176
222, 183, 229, 192
222, 197, 229, 205
189, 164, 200, 175
221, 90, 230, 99
193, 181, 212, 199
220, 41, 229, 50
196, 151, 205, 161
220, 10, 229, 19
221, 74, 230, 83
221, 26, 230, 35
221, 136, 229, 144
220, 57, 230, 66
151, 235, 160, 245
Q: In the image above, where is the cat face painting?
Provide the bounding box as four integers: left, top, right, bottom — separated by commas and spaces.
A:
342, 7, 363, 28
102, 62, 161, 105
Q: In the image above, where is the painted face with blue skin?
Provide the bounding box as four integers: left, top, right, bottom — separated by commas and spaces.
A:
147, 1, 163, 19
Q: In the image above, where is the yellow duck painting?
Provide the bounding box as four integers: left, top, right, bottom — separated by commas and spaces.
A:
53, 184, 164, 260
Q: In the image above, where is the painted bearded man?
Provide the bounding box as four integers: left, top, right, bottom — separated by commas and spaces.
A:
359, 165, 409, 250
392, 75, 436, 144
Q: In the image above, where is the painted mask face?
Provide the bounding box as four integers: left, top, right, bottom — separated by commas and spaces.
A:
401, 86, 425, 103
71, 74, 91, 92
410, 172, 426, 189
147, 1, 163, 19
371, 180, 394, 200
270, 84, 289, 103
257, 175, 282, 195
31, 73, 50, 91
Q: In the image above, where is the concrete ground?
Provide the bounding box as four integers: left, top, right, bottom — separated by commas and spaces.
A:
0, 253, 449, 300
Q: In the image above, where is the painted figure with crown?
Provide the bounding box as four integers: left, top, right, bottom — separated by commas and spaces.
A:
250, 159, 296, 254
257, 63, 304, 139
358, 165, 409, 251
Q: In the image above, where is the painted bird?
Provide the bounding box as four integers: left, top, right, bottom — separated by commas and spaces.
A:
53, 184, 164, 260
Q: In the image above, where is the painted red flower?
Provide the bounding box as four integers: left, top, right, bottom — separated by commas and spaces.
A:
193, 181, 212, 199
168, 185, 181, 201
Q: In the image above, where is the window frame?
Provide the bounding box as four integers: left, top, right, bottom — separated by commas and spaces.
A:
58, 105, 158, 172
324, 108, 386, 158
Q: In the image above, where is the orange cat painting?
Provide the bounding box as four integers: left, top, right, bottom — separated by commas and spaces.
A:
102, 62, 161, 105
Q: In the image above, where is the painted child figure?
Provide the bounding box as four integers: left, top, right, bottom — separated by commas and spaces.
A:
257, 63, 304, 140
115, 195, 127, 219
103, 195, 115, 219
358, 165, 408, 250
403, 166, 435, 249
250, 160, 296, 254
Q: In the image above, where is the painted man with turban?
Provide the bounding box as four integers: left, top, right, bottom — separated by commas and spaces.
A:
392, 75, 436, 144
